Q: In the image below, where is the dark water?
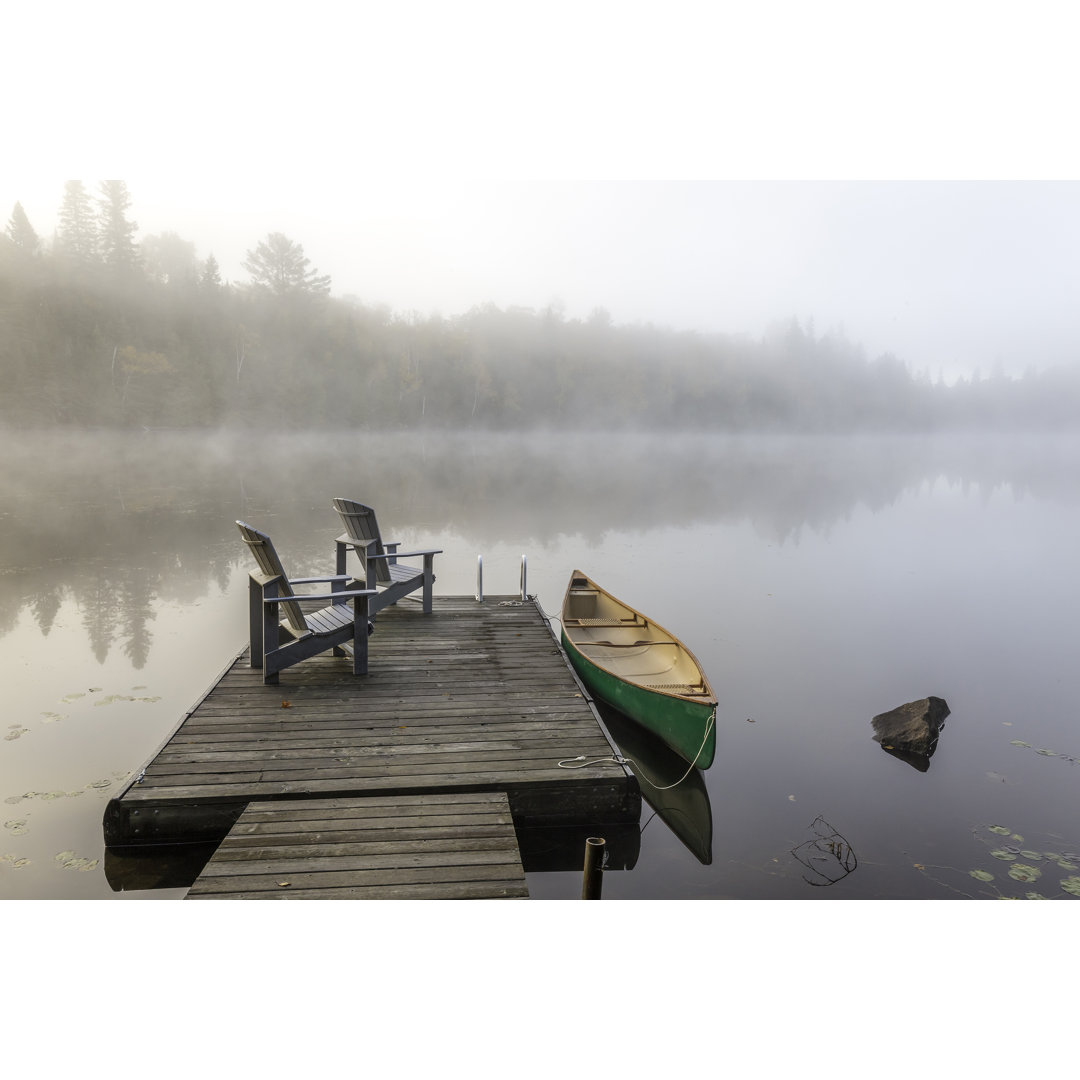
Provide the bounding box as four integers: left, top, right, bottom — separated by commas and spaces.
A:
3, 428, 1080, 900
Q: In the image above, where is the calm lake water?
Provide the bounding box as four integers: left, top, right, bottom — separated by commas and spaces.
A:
3, 427, 1080, 900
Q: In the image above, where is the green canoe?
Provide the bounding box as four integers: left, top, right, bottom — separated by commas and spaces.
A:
560, 571, 718, 770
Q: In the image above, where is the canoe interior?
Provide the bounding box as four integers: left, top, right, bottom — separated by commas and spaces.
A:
562, 575, 716, 703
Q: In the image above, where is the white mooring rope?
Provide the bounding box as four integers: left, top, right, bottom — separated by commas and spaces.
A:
557, 709, 716, 791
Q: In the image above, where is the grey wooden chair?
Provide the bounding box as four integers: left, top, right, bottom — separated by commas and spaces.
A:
332, 498, 441, 615
237, 520, 377, 684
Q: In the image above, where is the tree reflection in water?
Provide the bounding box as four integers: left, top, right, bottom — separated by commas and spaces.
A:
8, 428, 1080, 668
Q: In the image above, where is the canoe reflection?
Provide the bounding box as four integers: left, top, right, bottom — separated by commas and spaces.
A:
597, 702, 713, 865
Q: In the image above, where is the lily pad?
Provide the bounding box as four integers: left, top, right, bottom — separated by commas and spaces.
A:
1061, 876, 1080, 897
1035, 749, 1058, 757
988, 825, 1012, 835
1009, 740, 1031, 748
54, 851, 98, 872
1023, 892, 1047, 900
1019, 851, 1043, 861
990, 849, 1018, 861
969, 869, 994, 882
1008, 863, 1042, 883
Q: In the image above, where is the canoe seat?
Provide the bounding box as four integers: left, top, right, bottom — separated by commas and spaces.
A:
646, 682, 709, 695
581, 639, 678, 648
569, 618, 641, 627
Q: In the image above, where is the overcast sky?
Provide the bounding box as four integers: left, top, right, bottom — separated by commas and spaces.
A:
6, 2, 1080, 381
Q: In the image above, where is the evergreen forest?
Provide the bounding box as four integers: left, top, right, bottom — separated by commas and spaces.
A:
4, 182, 1079, 433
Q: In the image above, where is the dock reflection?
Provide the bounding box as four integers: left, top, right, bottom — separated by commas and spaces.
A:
516, 822, 640, 873
104, 843, 218, 892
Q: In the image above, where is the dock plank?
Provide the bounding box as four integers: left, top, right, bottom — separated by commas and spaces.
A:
186, 791, 529, 899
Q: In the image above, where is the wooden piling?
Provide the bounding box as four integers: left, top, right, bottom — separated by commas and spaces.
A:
582, 836, 606, 899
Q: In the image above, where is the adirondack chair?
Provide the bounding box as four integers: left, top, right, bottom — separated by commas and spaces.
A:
332, 498, 441, 615
237, 521, 377, 684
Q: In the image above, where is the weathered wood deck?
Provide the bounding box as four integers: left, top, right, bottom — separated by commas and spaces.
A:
103, 596, 639, 849
185, 791, 528, 899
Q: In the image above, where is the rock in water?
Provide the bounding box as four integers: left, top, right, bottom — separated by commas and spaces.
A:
871, 697, 951, 757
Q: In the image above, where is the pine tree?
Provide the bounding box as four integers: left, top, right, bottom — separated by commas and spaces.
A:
6, 202, 40, 254
200, 253, 223, 291
242, 232, 331, 296
98, 179, 139, 273
57, 180, 98, 262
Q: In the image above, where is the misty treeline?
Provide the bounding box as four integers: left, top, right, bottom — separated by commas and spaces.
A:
3, 182, 1079, 432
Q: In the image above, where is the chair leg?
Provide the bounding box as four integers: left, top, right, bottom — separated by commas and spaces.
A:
352, 594, 370, 675
248, 574, 264, 669
331, 576, 347, 656
262, 584, 282, 681
262, 637, 282, 685
422, 554, 435, 614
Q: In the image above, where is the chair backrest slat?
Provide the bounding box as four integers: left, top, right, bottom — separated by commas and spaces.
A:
236, 520, 308, 636
332, 498, 390, 584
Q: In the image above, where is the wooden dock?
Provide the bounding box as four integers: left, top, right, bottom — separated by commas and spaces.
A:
186, 792, 528, 899
103, 596, 639, 855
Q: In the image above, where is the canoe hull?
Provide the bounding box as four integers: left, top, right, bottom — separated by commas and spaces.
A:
562, 633, 717, 769
560, 571, 717, 770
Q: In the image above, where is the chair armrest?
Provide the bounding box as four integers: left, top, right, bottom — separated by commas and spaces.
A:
287, 575, 350, 585
334, 533, 441, 559
364, 549, 443, 560
263, 589, 377, 604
